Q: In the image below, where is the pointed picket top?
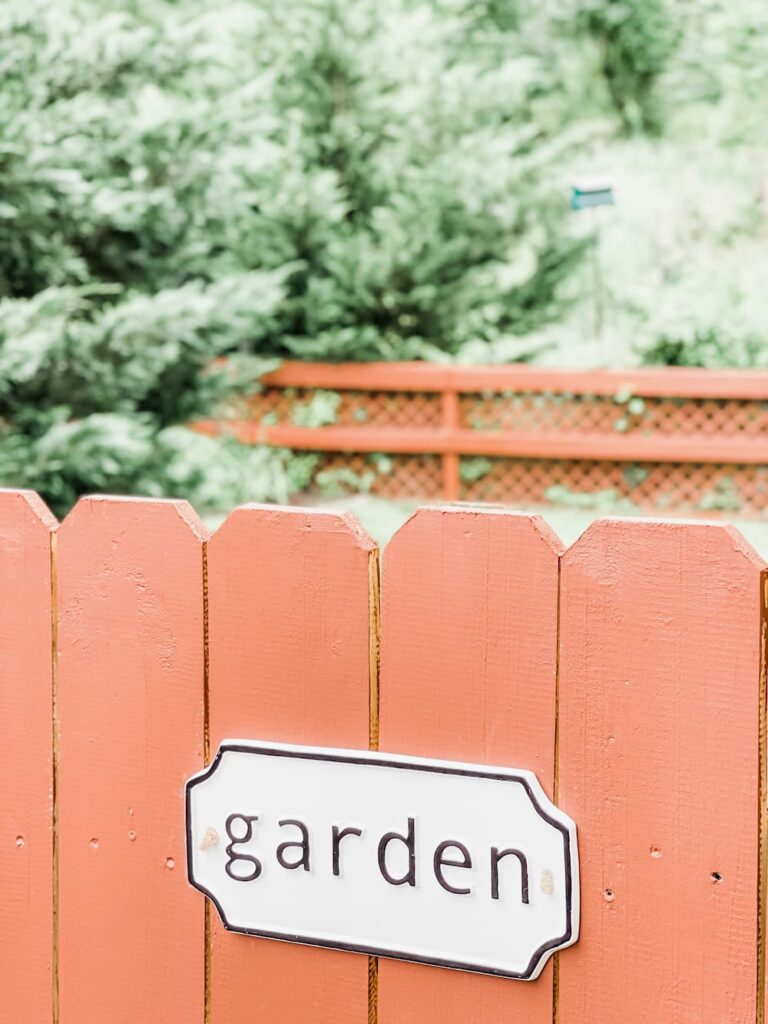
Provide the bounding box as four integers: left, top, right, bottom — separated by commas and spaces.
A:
564, 513, 766, 572
59, 493, 208, 541
387, 503, 564, 558
211, 501, 376, 552
0, 487, 58, 532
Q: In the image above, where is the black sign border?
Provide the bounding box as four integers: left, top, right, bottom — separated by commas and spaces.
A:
186, 742, 575, 981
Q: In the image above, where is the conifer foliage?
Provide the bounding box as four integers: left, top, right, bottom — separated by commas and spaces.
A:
0, 0, 678, 511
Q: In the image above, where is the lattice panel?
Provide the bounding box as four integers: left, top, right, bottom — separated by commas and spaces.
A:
242, 384, 768, 518
252, 386, 768, 438
460, 458, 768, 516
303, 452, 768, 516
248, 389, 442, 428
460, 392, 768, 437
314, 452, 443, 500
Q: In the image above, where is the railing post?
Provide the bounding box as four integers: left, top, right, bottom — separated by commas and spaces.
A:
441, 388, 460, 501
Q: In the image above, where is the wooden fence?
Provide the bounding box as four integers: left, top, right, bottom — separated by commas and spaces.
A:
195, 361, 768, 515
2, 486, 767, 1023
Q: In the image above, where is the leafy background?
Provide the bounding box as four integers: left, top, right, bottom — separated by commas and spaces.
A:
1, 0, 766, 514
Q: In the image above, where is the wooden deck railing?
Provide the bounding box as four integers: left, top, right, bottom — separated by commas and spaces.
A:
194, 362, 768, 513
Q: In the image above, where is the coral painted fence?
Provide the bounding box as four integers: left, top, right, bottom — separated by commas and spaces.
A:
195, 361, 768, 516
1, 487, 766, 1024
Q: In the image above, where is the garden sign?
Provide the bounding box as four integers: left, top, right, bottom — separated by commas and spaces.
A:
186, 741, 580, 980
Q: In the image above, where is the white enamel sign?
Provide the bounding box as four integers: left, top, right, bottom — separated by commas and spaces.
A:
186, 741, 579, 980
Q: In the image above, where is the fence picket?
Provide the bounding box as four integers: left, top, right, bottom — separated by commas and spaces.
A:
56, 497, 207, 1023
206, 504, 376, 1024
0, 490, 56, 1022
377, 506, 562, 1024
558, 519, 765, 1023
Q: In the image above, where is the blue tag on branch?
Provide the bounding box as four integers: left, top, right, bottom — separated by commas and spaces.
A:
571, 178, 615, 210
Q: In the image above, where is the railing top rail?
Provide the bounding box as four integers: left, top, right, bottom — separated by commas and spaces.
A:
262, 361, 768, 400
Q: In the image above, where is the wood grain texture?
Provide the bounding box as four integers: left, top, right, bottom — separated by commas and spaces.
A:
56, 496, 207, 1024
558, 518, 765, 1024
377, 506, 562, 1024
0, 490, 56, 1022
207, 504, 375, 1024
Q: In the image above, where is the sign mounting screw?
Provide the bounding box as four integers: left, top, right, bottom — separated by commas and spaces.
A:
200, 828, 219, 851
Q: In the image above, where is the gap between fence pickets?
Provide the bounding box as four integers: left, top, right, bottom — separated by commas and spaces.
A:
50, 529, 60, 1024
552, 553, 563, 1024
368, 545, 382, 1024
202, 538, 212, 1024
758, 569, 768, 1024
